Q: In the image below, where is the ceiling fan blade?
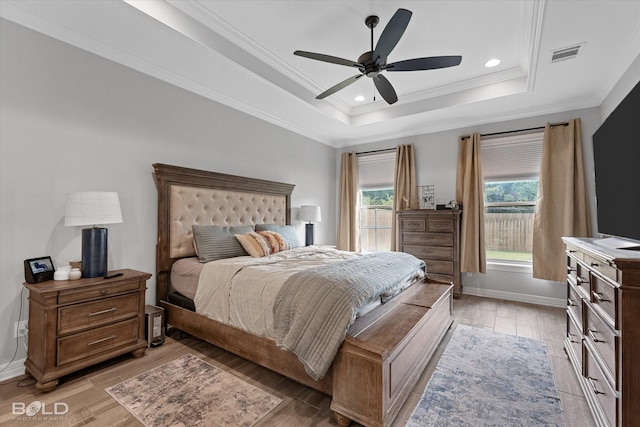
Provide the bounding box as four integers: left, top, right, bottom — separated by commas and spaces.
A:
372, 8, 412, 65
316, 74, 364, 99
373, 74, 398, 104
294, 50, 362, 68
386, 55, 462, 71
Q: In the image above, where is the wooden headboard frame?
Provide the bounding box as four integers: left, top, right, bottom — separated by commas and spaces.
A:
152, 163, 295, 304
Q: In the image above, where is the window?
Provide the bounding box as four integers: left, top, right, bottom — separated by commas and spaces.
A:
358, 152, 395, 252
482, 132, 543, 263
360, 188, 393, 251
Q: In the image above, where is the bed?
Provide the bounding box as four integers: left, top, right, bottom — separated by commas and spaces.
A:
153, 163, 453, 427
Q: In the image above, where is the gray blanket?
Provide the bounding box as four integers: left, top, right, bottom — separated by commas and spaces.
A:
273, 251, 425, 380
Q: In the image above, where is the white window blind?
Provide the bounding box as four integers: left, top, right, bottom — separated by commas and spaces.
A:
481, 132, 544, 181
358, 152, 395, 189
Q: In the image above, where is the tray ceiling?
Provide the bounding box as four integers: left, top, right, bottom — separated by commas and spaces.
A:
2, 0, 639, 147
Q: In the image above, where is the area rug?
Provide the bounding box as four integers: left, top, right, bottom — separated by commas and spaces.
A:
106, 354, 282, 426
406, 324, 565, 426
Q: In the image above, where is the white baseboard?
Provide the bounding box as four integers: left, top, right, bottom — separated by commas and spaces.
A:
463, 286, 566, 308
0, 358, 26, 383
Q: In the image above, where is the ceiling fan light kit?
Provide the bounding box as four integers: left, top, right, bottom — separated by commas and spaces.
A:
294, 8, 462, 105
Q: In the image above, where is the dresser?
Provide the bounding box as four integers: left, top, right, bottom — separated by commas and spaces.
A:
397, 209, 461, 296
562, 237, 640, 427
23, 269, 151, 391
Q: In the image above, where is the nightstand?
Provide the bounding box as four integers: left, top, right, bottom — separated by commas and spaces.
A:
23, 269, 151, 392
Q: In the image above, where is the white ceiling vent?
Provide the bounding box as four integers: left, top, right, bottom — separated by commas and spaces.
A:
551, 43, 584, 63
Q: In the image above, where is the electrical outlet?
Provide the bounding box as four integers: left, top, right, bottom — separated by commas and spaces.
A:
14, 320, 28, 338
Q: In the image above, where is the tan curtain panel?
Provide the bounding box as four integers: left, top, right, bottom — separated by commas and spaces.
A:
391, 144, 417, 251
337, 152, 360, 251
455, 133, 486, 273
533, 118, 591, 282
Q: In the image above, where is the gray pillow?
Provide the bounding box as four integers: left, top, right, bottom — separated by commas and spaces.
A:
255, 224, 301, 249
192, 225, 254, 263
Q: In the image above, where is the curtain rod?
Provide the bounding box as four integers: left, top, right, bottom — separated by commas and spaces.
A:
355, 148, 396, 156
461, 121, 569, 139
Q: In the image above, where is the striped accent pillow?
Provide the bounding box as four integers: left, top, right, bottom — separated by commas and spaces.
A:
258, 231, 288, 253
236, 232, 271, 257
192, 225, 254, 263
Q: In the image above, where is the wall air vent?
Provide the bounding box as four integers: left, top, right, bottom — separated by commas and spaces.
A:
551, 43, 584, 63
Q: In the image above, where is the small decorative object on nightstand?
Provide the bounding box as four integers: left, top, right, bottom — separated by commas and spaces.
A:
23, 269, 151, 392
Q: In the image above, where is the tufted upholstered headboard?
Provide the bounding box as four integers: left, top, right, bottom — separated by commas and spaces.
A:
153, 163, 294, 304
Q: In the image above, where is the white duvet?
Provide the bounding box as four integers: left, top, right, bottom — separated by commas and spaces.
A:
194, 246, 361, 338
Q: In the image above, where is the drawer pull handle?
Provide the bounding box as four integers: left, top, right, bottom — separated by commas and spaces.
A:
591, 262, 599, 267
88, 307, 117, 317
567, 333, 580, 344
576, 276, 589, 285
592, 292, 610, 303
87, 335, 116, 346
588, 329, 604, 343
567, 298, 577, 307
587, 377, 604, 395
567, 266, 577, 273
569, 250, 576, 253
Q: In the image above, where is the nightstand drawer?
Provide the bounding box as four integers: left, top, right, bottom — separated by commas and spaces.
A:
58, 279, 140, 304
58, 293, 139, 335
403, 245, 453, 260
57, 318, 139, 366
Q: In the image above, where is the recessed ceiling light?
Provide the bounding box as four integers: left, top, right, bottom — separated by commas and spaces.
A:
484, 58, 501, 68
354, 95, 365, 102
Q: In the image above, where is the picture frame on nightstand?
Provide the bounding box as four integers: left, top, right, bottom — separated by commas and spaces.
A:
24, 256, 55, 284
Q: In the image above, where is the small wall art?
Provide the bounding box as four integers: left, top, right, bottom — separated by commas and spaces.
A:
418, 185, 435, 209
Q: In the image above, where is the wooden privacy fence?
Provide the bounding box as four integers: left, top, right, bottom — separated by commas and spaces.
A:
360, 209, 534, 253
484, 212, 535, 252
361, 207, 393, 251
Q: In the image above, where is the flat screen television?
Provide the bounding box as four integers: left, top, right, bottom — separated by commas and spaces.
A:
592, 79, 640, 249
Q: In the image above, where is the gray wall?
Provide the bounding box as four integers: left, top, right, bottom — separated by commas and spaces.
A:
0, 20, 336, 377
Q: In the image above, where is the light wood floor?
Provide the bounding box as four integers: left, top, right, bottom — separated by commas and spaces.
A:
0, 295, 596, 426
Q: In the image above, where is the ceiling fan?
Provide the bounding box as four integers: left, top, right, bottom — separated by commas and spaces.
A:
294, 8, 462, 105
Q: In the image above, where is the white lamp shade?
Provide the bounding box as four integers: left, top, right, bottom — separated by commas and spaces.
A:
299, 205, 321, 223
65, 192, 123, 226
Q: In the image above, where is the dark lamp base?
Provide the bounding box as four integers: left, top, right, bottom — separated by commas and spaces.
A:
82, 227, 108, 278
305, 223, 315, 246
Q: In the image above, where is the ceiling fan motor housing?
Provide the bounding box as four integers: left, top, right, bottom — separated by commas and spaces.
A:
357, 51, 382, 77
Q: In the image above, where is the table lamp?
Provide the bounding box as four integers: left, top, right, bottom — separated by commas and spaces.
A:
299, 205, 321, 246
65, 192, 122, 278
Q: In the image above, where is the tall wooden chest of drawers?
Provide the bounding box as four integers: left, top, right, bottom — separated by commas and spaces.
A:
562, 237, 640, 427
23, 269, 151, 391
397, 209, 461, 296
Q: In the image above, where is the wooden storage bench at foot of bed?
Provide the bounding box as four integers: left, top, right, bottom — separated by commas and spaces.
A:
331, 281, 453, 427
